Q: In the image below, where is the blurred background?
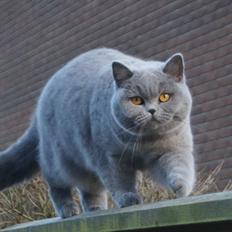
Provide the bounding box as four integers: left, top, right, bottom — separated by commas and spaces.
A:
0, 0, 232, 228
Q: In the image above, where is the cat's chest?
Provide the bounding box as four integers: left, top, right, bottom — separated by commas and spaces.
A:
110, 141, 164, 171
117, 138, 171, 170
120, 134, 172, 155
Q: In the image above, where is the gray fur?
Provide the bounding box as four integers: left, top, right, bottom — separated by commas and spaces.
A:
0, 120, 39, 190
0, 48, 195, 218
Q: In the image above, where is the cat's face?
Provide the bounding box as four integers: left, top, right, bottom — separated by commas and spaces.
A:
111, 54, 192, 135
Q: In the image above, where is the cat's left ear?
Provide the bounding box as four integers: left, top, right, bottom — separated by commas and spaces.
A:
163, 53, 185, 82
112, 62, 133, 86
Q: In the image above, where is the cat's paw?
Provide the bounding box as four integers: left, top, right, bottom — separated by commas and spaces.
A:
170, 178, 192, 198
58, 202, 80, 218
116, 192, 142, 208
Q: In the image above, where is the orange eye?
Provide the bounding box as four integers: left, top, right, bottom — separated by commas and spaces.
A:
159, 93, 170, 103
130, 96, 144, 105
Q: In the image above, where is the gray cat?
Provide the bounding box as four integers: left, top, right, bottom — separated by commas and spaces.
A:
0, 48, 195, 218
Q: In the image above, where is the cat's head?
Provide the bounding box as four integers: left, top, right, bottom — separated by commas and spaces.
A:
110, 53, 192, 135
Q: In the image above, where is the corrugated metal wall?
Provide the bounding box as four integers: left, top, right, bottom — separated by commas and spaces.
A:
0, 0, 232, 189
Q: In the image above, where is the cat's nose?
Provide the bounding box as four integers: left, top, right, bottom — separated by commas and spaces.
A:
148, 109, 156, 115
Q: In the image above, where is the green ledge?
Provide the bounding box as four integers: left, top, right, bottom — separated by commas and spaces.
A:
2, 191, 232, 232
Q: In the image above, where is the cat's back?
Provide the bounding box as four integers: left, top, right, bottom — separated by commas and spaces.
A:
43, 48, 136, 91
64, 47, 141, 76
37, 48, 132, 123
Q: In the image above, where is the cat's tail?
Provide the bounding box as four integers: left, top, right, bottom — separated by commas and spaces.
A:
0, 119, 39, 190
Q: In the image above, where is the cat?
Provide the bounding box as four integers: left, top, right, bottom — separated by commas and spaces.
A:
0, 48, 195, 218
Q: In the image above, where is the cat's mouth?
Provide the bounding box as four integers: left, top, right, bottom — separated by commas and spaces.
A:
151, 116, 162, 122
153, 112, 174, 124
133, 114, 173, 131
117, 112, 175, 135
134, 115, 151, 127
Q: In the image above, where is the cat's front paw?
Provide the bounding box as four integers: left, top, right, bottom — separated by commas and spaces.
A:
58, 202, 80, 218
116, 192, 142, 208
170, 178, 192, 198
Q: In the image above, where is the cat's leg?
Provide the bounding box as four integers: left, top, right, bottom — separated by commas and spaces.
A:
150, 152, 195, 197
49, 185, 80, 218
79, 190, 108, 212
77, 171, 108, 212
39, 139, 79, 218
98, 156, 142, 208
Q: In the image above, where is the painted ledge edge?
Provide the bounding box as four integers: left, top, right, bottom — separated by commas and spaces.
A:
2, 191, 232, 232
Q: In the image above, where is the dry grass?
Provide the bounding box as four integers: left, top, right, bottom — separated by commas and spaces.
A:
0, 162, 231, 229
0, 177, 54, 228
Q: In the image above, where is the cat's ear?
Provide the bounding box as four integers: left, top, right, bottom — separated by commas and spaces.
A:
112, 62, 133, 86
163, 53, 185, 82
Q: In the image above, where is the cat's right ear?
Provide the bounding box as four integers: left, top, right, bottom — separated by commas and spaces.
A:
112, 62, 133, 86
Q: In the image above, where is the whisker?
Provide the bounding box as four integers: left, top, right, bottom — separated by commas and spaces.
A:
119, 136, 133, 164
114, 124, 140, 136
135, 115, 150, 124
162, 108, 172, 114
130, 134, 139, 167
114, 119, 147, 136
118, 120, 145, 163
